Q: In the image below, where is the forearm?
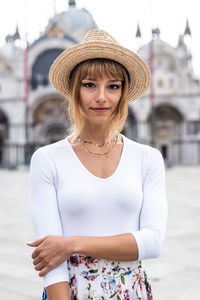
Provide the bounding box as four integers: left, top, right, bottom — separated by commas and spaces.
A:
46, 282, 69, 300
72, 233, 138, 261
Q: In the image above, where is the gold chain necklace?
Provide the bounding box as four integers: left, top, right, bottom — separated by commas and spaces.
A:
76, 134, 119, 158
77, 136, 116, 147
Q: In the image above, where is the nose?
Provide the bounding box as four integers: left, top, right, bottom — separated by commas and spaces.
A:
95, 86, 106, 102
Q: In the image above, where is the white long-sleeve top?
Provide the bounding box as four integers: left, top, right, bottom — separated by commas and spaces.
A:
29, 135, 167, 288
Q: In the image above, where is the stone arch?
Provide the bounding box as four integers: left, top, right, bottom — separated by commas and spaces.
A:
148, 104, 183, 122
146, 101, 185, 123
122, 107, 137, 140
29, 92, 65, 122
30, 48, 65, 90
36, 120, 68, 144
30, 94, 69, 145
148, 104, 184, 163
28, 38, 75, 82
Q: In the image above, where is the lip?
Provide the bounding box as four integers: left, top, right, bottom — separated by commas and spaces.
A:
90, 108, 110, 112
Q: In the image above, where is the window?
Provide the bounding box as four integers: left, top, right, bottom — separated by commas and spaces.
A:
187, 121, 200, 135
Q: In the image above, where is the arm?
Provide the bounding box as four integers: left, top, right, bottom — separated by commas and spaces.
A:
46, 282, 69, 300
131, 147, 168, 259
72, 233, 138, 261
30, 232, 138, 278
29, 148, 69, 300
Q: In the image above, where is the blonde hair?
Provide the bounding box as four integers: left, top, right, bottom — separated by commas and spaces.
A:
67, 58, 129, 141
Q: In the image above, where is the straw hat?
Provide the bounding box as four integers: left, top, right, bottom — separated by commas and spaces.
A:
49, 29, 150, 102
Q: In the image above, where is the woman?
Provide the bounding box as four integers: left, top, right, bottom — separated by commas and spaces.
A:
28, 30, 167, 300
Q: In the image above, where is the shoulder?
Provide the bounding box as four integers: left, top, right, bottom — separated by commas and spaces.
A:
30, 139, 70, 179
123, 135, 165, 179
31, 138, 69, 162
30, 139, 70, 175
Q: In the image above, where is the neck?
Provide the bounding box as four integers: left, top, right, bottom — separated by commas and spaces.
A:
80, 123, 111, 144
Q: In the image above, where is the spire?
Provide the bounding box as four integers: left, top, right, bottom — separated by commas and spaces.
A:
68, 0, 76, 8
184, 19, 191, 36
135, 23, 141, 38
14, 25, 20, 40
5, 24, 20, 43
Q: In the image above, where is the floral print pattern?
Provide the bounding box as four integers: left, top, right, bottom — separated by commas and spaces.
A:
42, 254, 153, 300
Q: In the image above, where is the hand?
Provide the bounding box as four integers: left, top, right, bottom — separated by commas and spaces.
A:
27, 235, 75, 277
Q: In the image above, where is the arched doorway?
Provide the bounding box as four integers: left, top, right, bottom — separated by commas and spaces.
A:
44, 123, 67, 145
122, 108, 137, 140
31, 48, 64, 89
25, 95, 68, 164
0, 110, 9, 167
148, 104, 183, 164
32, 95, 68, 145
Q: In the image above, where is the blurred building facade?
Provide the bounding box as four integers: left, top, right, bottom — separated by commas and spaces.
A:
0, 1, 200, 168
130, 24, 200, 165
0, 1, 97, 167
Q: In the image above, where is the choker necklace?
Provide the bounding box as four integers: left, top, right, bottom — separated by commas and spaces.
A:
76, 134, 119, 158
76, 136, 113, 147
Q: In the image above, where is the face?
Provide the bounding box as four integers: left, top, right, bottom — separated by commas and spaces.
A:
79, 74, 122, 126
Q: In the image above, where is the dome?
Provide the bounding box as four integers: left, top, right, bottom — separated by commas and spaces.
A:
45, 7, 98, 43
138, 38, 176, 58
0, 43, 16, 60
137, 38, 178, 73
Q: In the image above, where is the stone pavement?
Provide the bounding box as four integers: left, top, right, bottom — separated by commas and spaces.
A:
0, 166, 199, 299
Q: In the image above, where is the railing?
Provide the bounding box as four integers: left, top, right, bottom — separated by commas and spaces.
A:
0, 143, 45, 169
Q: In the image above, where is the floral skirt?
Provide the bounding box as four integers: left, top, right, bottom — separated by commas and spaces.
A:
42, 254, 153, 300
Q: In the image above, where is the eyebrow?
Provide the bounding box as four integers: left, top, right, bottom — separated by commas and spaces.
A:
82, 78, 122, 82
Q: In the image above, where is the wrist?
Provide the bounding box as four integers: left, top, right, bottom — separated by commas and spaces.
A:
65, 236, 82, 256
73, 236, 84, 254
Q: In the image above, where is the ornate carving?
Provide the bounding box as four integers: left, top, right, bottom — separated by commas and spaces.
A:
47, 25, 64, 38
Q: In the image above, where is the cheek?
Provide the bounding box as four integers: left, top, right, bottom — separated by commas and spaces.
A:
79, 98, 92, 117
112, 92, 122, 107
80, 89, 93, 106
79, 94, 89, 110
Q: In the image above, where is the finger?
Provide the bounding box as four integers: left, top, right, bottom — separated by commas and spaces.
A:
27, 237, 45, 247
33, 256, 42, 266
32, 248, 40, 259
39, 266, 50, 277
35, 261, 46, 271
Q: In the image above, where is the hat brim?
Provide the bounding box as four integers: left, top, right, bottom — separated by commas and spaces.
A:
49, 41, 151, 102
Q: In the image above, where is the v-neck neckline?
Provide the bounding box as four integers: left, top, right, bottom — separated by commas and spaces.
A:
65, 134, 126, 181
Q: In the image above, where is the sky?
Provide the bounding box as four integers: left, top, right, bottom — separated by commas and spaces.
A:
0, 0, 199, 76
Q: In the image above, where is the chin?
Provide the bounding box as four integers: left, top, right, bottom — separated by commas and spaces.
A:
90, 117, 110, 126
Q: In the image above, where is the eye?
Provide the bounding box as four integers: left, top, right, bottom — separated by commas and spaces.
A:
108, 84, 121, 90
82, 82, 95, 88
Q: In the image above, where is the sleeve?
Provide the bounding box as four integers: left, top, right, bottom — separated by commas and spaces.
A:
131, 147, 168, 260
29, 148, 69, 288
